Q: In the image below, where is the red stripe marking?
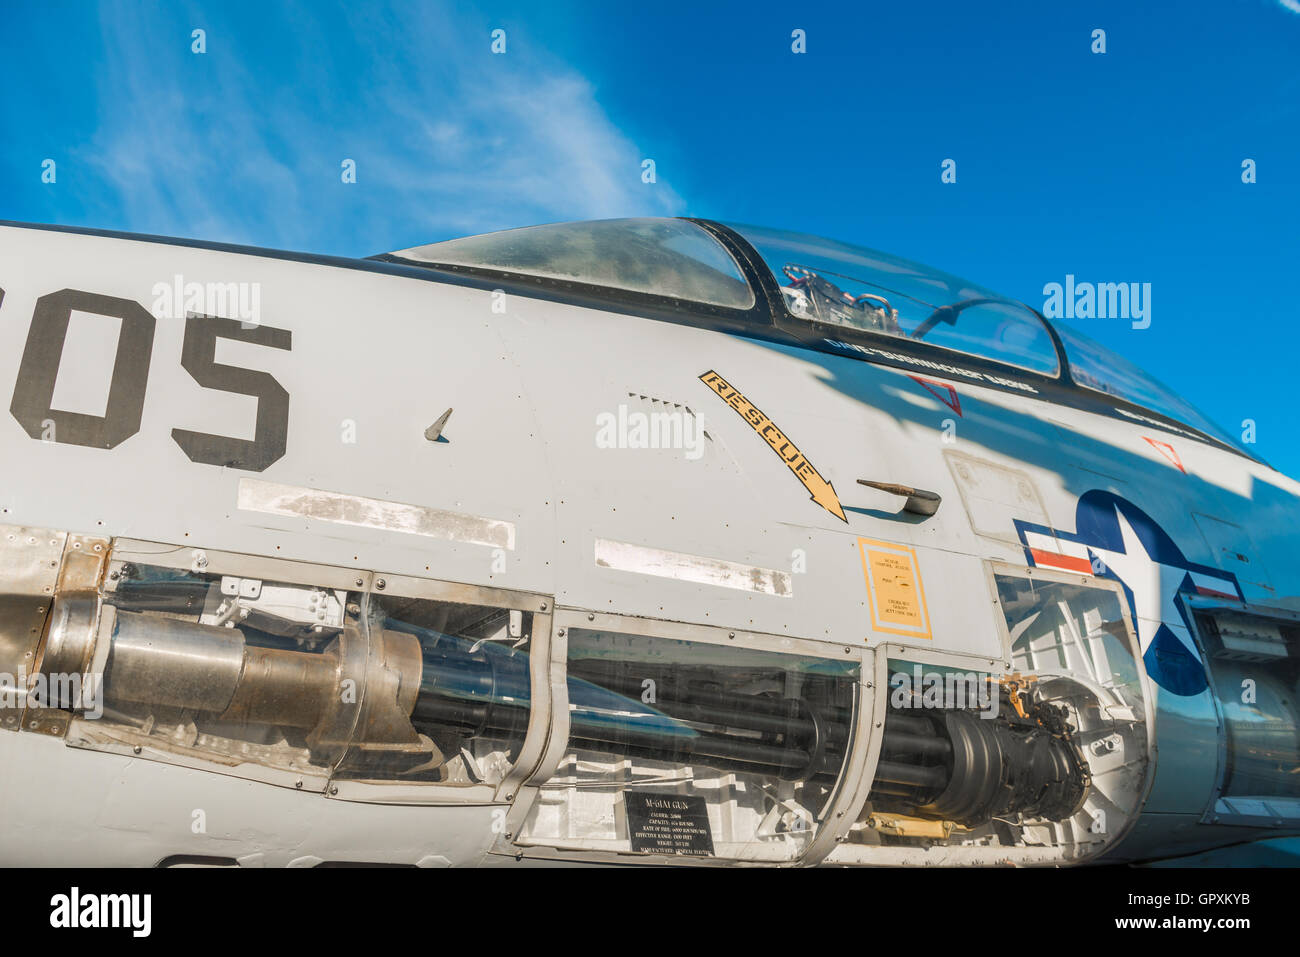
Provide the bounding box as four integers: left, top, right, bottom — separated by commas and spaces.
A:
1030, 548, 1092, 574
1194, 586, 1237, 600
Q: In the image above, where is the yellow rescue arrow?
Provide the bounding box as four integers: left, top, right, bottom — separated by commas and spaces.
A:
699, 370, 847, 522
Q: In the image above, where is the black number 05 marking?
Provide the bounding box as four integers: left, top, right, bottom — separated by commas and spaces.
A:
172, 315, 292, 471
6, 287, 292, 472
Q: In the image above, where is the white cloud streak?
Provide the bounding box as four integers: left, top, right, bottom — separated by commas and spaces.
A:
81, 2, 683, 254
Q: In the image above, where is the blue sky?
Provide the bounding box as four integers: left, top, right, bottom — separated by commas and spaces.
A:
3, 0, 1299, 476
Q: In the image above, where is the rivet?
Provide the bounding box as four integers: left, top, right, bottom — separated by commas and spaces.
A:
375, 579, 386, 590
133, 745, 142, 754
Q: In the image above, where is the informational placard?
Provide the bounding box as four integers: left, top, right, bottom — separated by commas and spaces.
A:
858, 537, 932, 639
624, 790, 715, 856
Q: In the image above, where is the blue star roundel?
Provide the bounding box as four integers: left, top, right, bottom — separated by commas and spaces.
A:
1013, 490, 1242, 697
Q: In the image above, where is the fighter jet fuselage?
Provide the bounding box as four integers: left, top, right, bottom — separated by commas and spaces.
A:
0, 217, 1295, 867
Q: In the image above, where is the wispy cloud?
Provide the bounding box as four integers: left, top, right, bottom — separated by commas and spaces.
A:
81, 1, 683, 254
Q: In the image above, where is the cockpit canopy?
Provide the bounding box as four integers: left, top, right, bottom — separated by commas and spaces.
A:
389, 217, 1236, 450
393, 218, 754, 310
731, 224, 1060, 376
728, 224, 1238, 448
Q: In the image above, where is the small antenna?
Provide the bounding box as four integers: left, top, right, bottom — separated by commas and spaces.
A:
857, 479, 942, 517
424, 408, 453, 443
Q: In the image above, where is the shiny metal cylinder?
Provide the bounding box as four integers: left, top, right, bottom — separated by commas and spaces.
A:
41, 594, 99, 679
104, 610, 343, 730
1214, 663, 1300, 799
222, 643, 337, 728
105, 611, 245, 713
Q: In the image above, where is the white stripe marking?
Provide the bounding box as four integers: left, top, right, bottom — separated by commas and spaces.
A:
594, 538, 792, 597
238, 478, 515, 549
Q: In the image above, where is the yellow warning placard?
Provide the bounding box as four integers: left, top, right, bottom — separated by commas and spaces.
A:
858, 538, 931, 639
699, 370, 846, 522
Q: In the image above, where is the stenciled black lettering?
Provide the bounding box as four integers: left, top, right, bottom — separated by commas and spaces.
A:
171, 315, 291, 471
9, 289, 155, 449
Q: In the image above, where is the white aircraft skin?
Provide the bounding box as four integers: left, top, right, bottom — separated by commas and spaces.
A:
0, 218, 1295, 867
